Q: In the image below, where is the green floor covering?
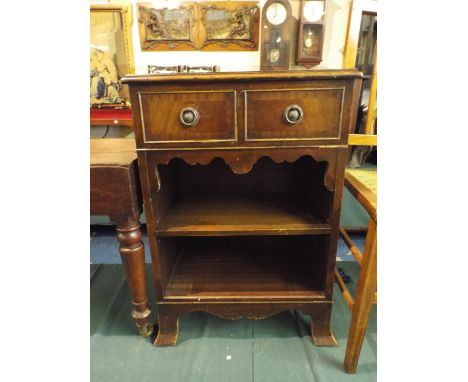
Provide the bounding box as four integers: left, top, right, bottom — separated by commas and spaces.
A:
91, 262, 376, 381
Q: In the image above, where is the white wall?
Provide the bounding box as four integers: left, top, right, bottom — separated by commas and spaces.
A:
107, 0, 352, 73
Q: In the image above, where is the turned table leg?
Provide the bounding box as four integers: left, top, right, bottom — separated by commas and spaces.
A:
113, 215, 153, 337
344, 218, 377, 373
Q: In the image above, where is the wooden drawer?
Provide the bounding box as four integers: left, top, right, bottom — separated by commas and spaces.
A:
244, 88, 345, 142
139, 90, 237, 144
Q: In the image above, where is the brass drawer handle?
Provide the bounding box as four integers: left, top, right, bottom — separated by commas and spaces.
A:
179, 107, 199, 127
284, 105, 304, 124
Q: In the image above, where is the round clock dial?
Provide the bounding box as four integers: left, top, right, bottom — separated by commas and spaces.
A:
304, 1, 325, 23
266, 3, 288, 25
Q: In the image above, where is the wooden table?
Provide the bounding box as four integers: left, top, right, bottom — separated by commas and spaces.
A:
123, 70, 363, 346
90, 138, 153, 337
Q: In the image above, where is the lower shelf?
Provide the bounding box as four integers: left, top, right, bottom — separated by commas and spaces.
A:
164, 236, 328, 300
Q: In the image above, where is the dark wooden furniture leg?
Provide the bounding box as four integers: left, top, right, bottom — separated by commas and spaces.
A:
304, 304, 338, 346
91, 139, 154, 338
113, 215, 153, 338
344, 218, 377, 373
155, 305, 179, 346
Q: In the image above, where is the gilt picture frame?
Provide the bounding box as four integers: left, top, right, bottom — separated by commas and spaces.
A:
137, 1, 259, 52
90, 4, 135, 108
199, 2, 259, 51
137, 2, 198, 51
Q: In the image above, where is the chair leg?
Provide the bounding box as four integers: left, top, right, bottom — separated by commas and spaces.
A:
344, 218, 377, 373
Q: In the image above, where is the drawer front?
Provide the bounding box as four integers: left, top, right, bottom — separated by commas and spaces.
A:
244, 88, 345, 142
139, 90, 237, 144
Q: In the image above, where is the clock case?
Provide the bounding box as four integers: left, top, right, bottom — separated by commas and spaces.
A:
296, 0, 327, 68
260, 0, 293, 71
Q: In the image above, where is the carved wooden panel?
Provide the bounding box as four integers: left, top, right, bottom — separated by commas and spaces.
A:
147, 148, 338, 191
199, 2, 259, 51
137, 2, 198, 51
137, 2, 259, 51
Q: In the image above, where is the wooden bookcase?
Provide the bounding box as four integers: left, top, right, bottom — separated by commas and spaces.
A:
123, 70, 362, 346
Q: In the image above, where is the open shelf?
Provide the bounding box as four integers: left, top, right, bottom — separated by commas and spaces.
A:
164, 236, 328, 300
155, 156, 332, 237
156, 195, 330, 236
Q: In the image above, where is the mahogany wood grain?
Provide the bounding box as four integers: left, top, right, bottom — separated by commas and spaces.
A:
124, 71, 362, 347
148, 148, 339, 191
126, 73, 361, 149
309, 303, 337, 346
156, 195, 331, 236
139, 90, 236, 143
112, 215, 153, 337
164, 236, 328, 300
122, 70, 362, 84
156, 301, 337, 346
154, 155, 331, 236
245, 88, 344, 141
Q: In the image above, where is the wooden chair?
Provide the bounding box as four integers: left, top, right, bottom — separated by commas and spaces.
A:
336, 168, 377, 373
336, 0, 378, 373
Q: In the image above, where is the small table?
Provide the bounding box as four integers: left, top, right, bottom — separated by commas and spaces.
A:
90, 138, 153, 337
122, 70, 362, 346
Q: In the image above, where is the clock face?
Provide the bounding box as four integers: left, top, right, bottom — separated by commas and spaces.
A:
303, 1, 325, 23
266, 3, 288, 25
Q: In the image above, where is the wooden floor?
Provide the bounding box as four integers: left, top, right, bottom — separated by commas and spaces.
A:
91, 262, 377, 381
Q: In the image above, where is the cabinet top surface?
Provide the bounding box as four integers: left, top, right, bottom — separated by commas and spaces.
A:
122, 69, 362, 85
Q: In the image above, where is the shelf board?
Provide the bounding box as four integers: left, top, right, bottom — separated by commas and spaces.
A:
164, 237, 326, 300
156, 195, 331, 236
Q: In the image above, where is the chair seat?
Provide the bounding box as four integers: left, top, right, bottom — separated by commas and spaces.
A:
344, 168, 377, 220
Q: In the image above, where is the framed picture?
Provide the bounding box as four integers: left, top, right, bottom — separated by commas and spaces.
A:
90, 4, 135, 108
199, 2, 259, 51
137, 2, 198, 51
137, 1, 259, 52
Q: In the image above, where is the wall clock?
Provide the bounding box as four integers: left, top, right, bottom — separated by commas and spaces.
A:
260, 0, 293, 70
296, 0, 327, 68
